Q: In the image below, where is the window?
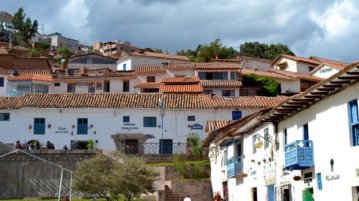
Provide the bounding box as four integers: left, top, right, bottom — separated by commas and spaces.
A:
88, 82, 95, 93
34, 118, 45, 135
0, 113, 10, 121
54, 83, 60, 87
123, 63, 127, 71
252, 135, 257, 154
96, 82, 102, 90
349, 99, 359, 146
303, 123, 309, 140
67, 83, 76, 93
264, 128, 269, 149
232, 111, 242, 120
123, 80, 130, 92
104, 81, 110, 92
236, 142, 242, 162
222, 90, 235, 97
123, 116, 130, 123
204, 90, 213, 95
77, 118, 88, 134
147, 76, 156, 82
143, 117, 156, 127
230, 72, 237, 80
0, 77, 4, 87
284, 128, 288, 149
198, 72, 228, 80
187, 115, 195, 121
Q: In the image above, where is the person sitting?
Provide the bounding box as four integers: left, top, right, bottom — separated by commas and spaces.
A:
46, 141, 55, 149
63, 145, 68, 150
15, 140, 22, 149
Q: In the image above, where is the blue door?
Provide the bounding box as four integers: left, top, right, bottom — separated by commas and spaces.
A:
267, 185, 275, 201
160, 139, 173, 154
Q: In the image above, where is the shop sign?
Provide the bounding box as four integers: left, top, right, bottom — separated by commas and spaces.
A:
264, 161, 276, 185
325, 173, 340, 181
121, 123, 139, 130
55, 126, 69, 134
191, 123, 203, 130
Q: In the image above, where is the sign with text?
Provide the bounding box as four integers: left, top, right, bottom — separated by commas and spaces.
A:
121, 123, 139, 130
55, 127, 70, 134
191, 123, 203, 130
264, 161, 276, 185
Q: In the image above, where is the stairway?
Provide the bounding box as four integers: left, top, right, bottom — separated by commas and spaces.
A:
165, 185, 184, 201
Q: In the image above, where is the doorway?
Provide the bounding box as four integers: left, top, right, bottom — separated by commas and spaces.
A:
267, 185, 275, 201
251, 187, 258, 201
281, 185, 291, 201
125, 139, 138, 154
302, 188, 313, 201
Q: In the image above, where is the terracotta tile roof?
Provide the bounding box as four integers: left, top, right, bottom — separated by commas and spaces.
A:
0, 94, 287, 110
134, 82, 161, 88
0, 69, 52, 75
7, 74, 53, 82
262, 62, 359, 122
200, 80, 242, 88
271, 54, 321, 66
205, 120, 233, 133
163, 62, 195, 70
135, 66, 166, 73
54, 71, 136, 81
159, 84, 203, 94
193, 62, 240, 70
130, 51, 189, 61
0, 55, 52, 71
268, 69, 323, 82
309, 56, 348, 70
240, 68, 292, 80
161, 77, 200, 84
212, 96, 288, 108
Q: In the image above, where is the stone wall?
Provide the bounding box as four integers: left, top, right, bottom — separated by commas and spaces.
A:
169, 179, 212, 201
0, 150, 97, 199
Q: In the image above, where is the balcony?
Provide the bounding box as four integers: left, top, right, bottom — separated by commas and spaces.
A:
227, 157, 244, 178
6, 91, 29, 97
285, 140, 314, 170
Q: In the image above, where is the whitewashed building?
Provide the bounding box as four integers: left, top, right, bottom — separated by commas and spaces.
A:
205, 62, 359, 201
0, 93, 285, 153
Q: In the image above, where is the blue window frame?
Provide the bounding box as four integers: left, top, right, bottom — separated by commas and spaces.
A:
264, 128, 270, 149
123, 116, 130, 123
0, 77, 4, 87
77, 118, 88, 135
143, 117, 156, 127
303, 123, 309, 140
123, 63, 127, 71
284, 128, 287, 149
232, 111, 242, 120
236, 142, 242, 162
349, 100, 359, 146
34, 118, 45, 135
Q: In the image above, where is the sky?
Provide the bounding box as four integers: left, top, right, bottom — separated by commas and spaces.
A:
1, 0, 359, 62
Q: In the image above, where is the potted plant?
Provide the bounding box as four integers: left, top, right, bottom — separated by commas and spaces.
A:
87, 140, 95, 150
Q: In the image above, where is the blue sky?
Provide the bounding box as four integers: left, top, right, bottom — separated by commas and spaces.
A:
2, 0, 359, 62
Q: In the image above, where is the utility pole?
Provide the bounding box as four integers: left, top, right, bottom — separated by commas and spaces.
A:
159, 98, 165, 154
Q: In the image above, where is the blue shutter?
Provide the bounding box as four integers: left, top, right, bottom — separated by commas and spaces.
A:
77, 118, 88, 134
232, 111, 242, 120
303, 124, 309, 140
34, 118, 45, 135
350, 100, 358, 123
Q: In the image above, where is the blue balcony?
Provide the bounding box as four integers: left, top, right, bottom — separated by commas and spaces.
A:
285, 140, 314, 170
227, 157, 244, 178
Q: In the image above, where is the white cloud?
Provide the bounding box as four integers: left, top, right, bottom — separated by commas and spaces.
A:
309, 0, 359, 39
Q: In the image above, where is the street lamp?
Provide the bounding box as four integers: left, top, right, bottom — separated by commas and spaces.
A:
159, 98, 165, 154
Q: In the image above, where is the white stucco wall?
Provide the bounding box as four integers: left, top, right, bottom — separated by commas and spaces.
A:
279, 79, 300, 94
0, 75, 8, 96
276, 81, 359, 201
312, 65, 339, 79
0, 107, 261, 151
117, 56, 188, 71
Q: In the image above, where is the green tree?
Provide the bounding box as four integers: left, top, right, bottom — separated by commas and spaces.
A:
57, 46, 73, 59
239, 42, 294, 60
186, 39, 238, 62
12, 7, 38, 47
242, 74, 281, 96
74, 154, 158, 201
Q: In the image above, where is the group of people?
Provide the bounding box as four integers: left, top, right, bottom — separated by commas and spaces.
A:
14, 140, 57, 150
